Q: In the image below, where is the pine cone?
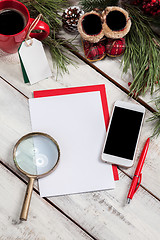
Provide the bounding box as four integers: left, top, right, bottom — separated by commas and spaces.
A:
62, 6, 84, 33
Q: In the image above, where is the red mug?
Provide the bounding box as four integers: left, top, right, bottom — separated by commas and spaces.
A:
0, 0, 50, 53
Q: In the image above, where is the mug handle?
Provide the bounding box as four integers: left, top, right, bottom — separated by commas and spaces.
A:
29, 18, 50, 40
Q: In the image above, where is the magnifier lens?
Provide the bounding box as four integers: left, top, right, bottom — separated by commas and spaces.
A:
15, 134, 59, 176
14, 133, 60, 221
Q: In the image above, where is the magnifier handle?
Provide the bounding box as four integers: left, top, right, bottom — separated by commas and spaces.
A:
20, 177, 35, 221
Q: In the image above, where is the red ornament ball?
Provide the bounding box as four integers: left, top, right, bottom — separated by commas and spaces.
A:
106, 38, 126, 57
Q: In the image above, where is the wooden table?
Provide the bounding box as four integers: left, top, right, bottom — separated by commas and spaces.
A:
0, 2, 160, 239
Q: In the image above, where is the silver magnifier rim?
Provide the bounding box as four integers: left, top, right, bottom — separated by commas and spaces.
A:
13, 132, 60, 178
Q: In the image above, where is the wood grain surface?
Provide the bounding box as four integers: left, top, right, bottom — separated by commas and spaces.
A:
0, 1, 160, 239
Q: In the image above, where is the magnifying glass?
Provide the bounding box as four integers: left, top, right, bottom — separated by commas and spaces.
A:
13, 132, 60, 221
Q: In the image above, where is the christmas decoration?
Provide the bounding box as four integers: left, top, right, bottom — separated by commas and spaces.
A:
131, 0, 160, 35
82, 38, 107, 61
78, 6, 131, 42
106, 38, 126, 57
79, 0, 160, 96
142, 0, 160, 16
62, 6, 84, 33
132, 0, 160, 16
78, 10, 104, 43
78, 6, 129, 61
102, 6, 131, 39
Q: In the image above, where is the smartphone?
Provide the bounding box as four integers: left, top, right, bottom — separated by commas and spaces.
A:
101, 100, 145, 168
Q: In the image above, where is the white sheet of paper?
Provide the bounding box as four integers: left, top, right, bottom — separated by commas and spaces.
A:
29, 91, 115, 197
19, 38, 52, 84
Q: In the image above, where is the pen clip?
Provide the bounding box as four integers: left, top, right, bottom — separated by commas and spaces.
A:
134, 173, 142, 193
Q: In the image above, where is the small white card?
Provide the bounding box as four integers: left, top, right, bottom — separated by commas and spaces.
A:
19, 38, 52, 84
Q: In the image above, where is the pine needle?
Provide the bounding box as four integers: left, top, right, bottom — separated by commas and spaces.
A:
43, 36, 76, 75
121, 4, 160, 97
148, 98, 160, 137
79, 0, 118, 12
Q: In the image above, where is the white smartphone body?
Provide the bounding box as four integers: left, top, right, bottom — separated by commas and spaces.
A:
101, 100, 145, 168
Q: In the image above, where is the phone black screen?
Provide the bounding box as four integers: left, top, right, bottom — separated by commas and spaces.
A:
104, 106, 143, 160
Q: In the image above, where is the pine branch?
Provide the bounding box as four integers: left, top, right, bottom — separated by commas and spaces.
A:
43, 36, 77, 75
21, 0, 68, 32
148, 98, 160, 137
79, 0, 118, 12
121, 4, 160, 96
149, 114, 160, 137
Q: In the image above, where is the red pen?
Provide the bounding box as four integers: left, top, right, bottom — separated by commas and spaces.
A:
127, 138, 150, 204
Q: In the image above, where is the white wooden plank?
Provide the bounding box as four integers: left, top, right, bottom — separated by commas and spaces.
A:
0, 60, 160, 240
0, 53, 159, 201
0, 1, 160, 238
0, 164, 91, 240
50, 170, 160, 240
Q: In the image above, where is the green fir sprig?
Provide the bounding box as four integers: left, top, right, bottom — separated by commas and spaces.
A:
148, 97, 160, 137
22, 0, 67, 32
121, 4, 160, 97
43, 36, 76, 76
79, 0, 118, 12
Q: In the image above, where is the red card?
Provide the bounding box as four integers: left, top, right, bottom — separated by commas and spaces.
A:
34, 84, 119, 181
